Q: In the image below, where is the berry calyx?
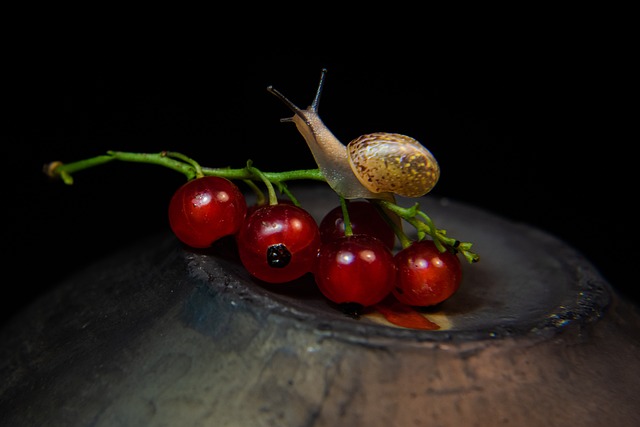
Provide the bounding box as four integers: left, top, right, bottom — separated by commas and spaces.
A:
236, 203, 321, 284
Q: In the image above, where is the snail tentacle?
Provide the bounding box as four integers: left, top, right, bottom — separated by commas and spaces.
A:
267, 70, 385, 200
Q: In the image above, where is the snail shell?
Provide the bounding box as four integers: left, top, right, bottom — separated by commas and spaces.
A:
267, 69, 439, 200
348, 132, 439, 198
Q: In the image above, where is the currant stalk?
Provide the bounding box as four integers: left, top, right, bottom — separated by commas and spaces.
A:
374, 200, 479, 264
44, 150, 479, 263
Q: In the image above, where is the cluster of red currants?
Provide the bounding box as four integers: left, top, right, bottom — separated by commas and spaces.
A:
168, 176, 462, 315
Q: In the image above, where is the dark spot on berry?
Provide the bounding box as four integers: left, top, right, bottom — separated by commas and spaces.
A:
395, 286, 404, 294
266, 243, 291, 268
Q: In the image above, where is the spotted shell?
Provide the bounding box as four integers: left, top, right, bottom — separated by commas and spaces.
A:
347, 132, 440, 198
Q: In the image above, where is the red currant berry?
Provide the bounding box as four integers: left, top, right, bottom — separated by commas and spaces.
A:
319, 201, 396, 250
236, 204, 321, 284
168, 176, 247, 249
315, 234, 396, 308
393, 240, 462, 307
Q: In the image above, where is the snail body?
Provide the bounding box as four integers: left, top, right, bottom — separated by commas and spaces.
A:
267, 69, 440, 200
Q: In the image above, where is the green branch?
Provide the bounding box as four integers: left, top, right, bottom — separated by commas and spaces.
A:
375, 200, 480, 264
44, 150, 479, 263
44, 151, 325, 185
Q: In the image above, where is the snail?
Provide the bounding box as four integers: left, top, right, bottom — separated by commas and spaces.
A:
266, 68, 440, 201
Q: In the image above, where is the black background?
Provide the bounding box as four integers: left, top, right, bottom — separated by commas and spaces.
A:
3, 37, 636, 326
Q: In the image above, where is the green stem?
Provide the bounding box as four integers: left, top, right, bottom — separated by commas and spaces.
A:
245, 161, 278, 205
201, 167, 325, 183
44, 151, 199, 183
339, 197, 353, 236
45, 151, 326, 185
275, 183, 301, 207
376, 200, 479, 264
243, 179, 266, 206
372, 201, 412, 249
164, 151, 204, 178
